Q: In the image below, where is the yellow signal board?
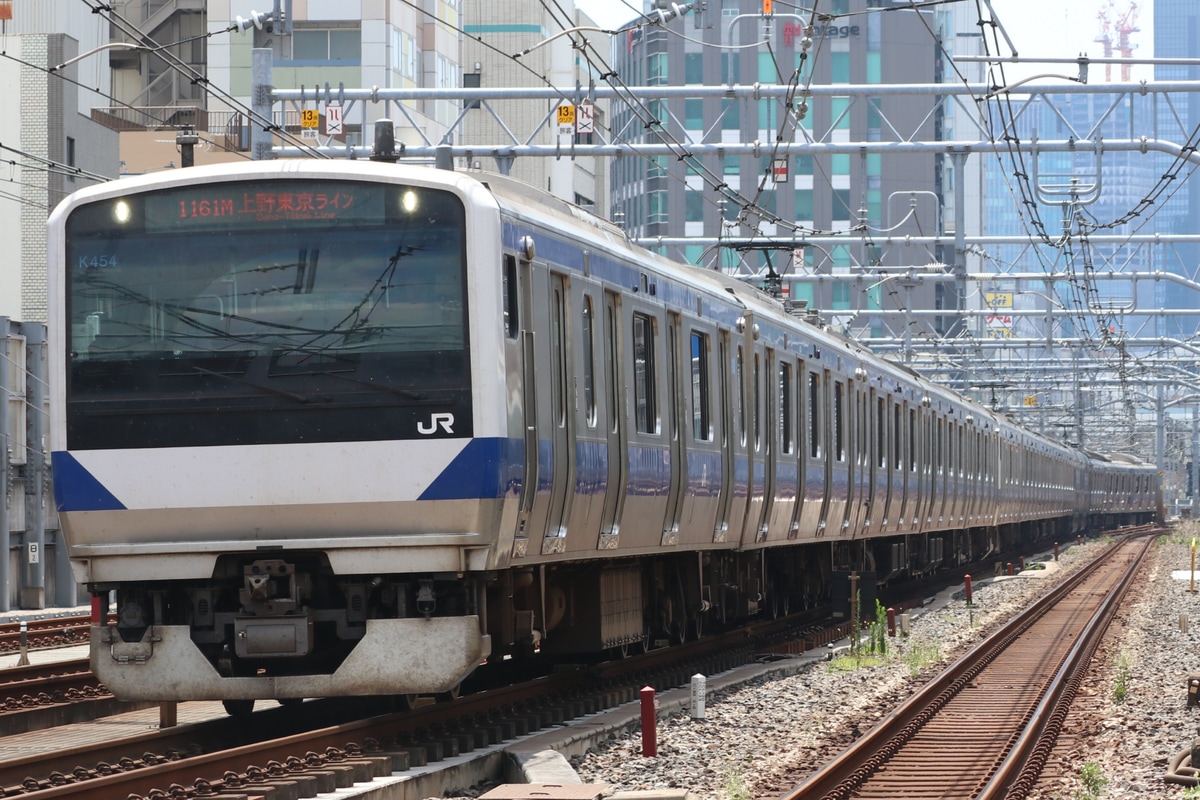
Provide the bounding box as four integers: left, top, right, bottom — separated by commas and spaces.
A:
984, 292, 1013, 309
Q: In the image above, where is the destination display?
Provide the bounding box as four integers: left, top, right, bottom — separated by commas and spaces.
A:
144, 181, 390, 232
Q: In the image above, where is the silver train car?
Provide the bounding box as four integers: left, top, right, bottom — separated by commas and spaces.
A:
46, 161, 1159, 712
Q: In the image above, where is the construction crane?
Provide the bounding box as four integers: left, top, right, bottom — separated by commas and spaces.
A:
1096, 0, 1140, 81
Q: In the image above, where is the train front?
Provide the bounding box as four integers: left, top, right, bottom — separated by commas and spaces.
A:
46, 162, 510, 706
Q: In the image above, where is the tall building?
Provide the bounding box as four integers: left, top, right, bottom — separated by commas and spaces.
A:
0, 5, 118, 323
1152, 0, 1200, 336
107, 1, 465, 172
461, 1, 607, 211
982, 2, 1199, 345
608, 0, 938, 330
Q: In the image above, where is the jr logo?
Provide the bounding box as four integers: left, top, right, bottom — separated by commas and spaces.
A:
418, 412, 455, 435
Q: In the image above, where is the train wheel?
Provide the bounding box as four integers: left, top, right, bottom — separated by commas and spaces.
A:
222, 699, 254, 717
436, 683, 462, 702
691, 613, 705, 640
396, 693, 420, 711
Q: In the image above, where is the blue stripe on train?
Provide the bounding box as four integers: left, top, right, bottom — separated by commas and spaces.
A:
419, 438, 525, 501
50, 452, 127, 512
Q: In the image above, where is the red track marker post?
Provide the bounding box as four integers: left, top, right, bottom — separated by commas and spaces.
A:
886, 607, 896, 637
964, 575, 973, 606
640, 686, 657, 757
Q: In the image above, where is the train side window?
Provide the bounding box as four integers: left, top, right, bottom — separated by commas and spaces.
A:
503, 254, 519, 339
833, 379, 845, 462
736, 346, 746, 447
753, 352, 762, 452
893, 401, 901, 470
633, 312, 657, 434
877, 396, 886, 469
935, 418, 943, 474
857, 390, 868, 465
808, 370, 821, 458
719, 335, 730, 446
962, 427, 968, 478
690, 331, 711, 441
779, 361, 793, 455
946, 421, 954, 477
581, 296, 596, 427
605, 300, 620, 435
552, 279, 568, 427
796, 362, 806, 459
909, 408, 916, 472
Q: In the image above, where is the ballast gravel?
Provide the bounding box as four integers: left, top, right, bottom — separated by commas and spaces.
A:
443, 529, 1200, 799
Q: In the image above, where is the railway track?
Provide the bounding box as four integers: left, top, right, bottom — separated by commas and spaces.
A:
782, 532, 1155, 800
0, 614, 112, 714
0, 616, 762, 798
0, 615, 90, 653
0, 534, 1145, 798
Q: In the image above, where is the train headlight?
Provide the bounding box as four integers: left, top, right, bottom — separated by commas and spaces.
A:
113, 201, 131, 224
401, 190, 418, 214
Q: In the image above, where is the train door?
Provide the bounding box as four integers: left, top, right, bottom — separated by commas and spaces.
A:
798, 367, 826, 539
741, 345, 773, 545
842, 380, 865, 536
538, 273, 575, 554
769, 357, 802, 542
621, 303, 669, 547
944, 420, 957, 526
597, 291, 627, 548
682, 325, 721, 544
920, 407, 935, 529
713, 332, 735, 542
899, 404, 913, 530
864, 388, 883, 535
874, 394, 889, 533
662, 313, 686, 543
513, 265, 574, 556
825, 373, 850, 534
934, 416, 946, 528
760, 348, 777, 541
513, 255, 539, 558
969, 428, 981, 525
563, 281, 607, 552
883, 397, 899, 533
783, 359, 805, 540
723, 339, 751, 543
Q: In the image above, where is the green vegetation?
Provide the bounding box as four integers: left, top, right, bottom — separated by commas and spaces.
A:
1179, 784, 1200, 799
1110, 651, 1132, 705
867, 600, 888, 656
721, 767, 751, 800
903, 638, 942, 675
1075, 762, 1107, 800
827, 652, 889, 672
1168, 519, 1200, 544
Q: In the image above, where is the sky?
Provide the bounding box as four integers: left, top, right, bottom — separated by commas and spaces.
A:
574, 0, 1155, 83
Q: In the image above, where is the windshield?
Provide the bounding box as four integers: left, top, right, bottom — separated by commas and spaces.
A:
64, 179, 472, 449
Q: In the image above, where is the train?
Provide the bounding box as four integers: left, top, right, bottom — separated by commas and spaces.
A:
46, 160, 1160, 714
